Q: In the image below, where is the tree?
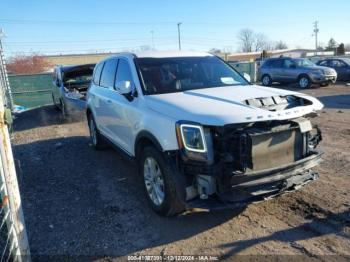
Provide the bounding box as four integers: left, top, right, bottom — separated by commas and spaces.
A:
6, 53, 51, 74
237, 29, 271, 52
325, 38, 337, 51
237, 29, 255, 52
337, 43, 345, 55
274, 41, 288, 50
345, 43, 350, 51
208, 48, 222, 55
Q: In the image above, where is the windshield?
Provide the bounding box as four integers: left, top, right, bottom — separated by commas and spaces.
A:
295, 59, 315, 67
136, 56, 248, 95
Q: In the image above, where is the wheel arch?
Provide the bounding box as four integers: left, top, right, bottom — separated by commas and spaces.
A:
135, 131, 164, 159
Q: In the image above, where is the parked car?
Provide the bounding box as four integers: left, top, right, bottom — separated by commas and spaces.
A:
258, 57, 337, 88
87, 51, 323, 216
52, 64, 95, 116
316, 58, 350, 81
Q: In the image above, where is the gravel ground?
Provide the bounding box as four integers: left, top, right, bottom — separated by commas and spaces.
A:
11, 83, 350, 261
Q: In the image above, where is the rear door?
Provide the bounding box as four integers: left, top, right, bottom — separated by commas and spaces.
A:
270, 59, 284, 82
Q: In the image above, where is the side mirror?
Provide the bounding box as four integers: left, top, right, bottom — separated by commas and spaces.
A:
243, 73, 251, 82
55, 79, 60, 86
115, 80, 132, 95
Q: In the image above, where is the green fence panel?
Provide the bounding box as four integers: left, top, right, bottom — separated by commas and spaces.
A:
229, 61, 257, 82
8, 73, 53, 109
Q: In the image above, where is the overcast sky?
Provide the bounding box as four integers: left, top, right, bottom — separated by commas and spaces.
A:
1, 0, 349, 57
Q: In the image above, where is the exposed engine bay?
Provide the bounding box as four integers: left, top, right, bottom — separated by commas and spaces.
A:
62, 64, 95, 101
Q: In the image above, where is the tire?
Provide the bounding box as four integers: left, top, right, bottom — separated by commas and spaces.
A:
298, 75, 311, 89
52, 93, 60, 110
139, 146, 185, 216
261, 75, 272, 86
88, 113, 109, 150
59, 99, 67, 118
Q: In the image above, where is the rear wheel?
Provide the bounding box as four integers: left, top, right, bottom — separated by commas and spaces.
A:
262, 75, 272, 86
88, 114, 108, 150
52, 93, 60, 110
59, 99, 66, 118
298, 75, 311, 89
139, 146, 185, 216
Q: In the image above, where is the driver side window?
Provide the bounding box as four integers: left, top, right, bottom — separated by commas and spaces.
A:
115, 59, 133, 88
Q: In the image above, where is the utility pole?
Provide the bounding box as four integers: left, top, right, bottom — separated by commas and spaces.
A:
313, 21, 319, 56
177, 22, 182, 50
150, 30, 154, 50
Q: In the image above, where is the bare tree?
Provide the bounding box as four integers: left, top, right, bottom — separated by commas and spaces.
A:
237, 29, 272, 52
6, 53, 51, 74
237, 29, 255, 52
274, 41, 288, 50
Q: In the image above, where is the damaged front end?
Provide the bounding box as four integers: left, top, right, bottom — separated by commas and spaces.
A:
62, 64, 95, 111
175, 96, 323, 210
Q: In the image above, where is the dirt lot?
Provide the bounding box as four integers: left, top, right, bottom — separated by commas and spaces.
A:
12, 83, 350, 261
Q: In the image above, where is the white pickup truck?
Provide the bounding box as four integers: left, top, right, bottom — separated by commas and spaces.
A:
86, 51, 323, 216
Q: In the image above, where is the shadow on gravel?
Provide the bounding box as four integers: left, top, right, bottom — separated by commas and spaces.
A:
13, 105, 84, 132
219, 209, 350, 259
318, 95, 350, 109
13, 136, 244, 258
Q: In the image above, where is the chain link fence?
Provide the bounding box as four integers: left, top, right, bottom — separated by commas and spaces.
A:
0, 35, 30, 262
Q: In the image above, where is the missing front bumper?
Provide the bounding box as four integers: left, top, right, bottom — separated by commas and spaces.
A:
186, 151, 322, 210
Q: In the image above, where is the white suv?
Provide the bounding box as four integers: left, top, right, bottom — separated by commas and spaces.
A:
87, 51, 323, 216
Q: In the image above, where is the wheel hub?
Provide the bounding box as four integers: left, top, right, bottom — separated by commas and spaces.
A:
144, 157, 165, 206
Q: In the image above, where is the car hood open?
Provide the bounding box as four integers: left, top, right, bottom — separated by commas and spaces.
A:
144, 85, 323, 126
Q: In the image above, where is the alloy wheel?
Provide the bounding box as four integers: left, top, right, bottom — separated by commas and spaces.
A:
144, 157, 165, 206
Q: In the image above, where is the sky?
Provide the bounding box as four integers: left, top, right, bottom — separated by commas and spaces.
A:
1, 0, 349, 57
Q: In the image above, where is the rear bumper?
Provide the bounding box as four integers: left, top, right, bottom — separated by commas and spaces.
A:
186, 151, 322, 210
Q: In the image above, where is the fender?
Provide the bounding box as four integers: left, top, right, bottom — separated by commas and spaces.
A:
134, 130, 164, 157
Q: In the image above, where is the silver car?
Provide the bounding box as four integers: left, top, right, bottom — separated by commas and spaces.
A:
258, 58, 337, 88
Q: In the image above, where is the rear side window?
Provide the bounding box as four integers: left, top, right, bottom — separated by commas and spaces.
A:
100, 59, 118, 88
115, 59, 133, 85
270, 59, 283, 68
93, 62, 104, 85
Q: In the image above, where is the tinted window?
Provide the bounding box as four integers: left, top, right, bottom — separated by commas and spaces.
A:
137, 56, 248, 95
100, 59, 118, 88
93, 62, 104, 85
270, 59, 283, 68
318, 60, 328, 66
115, 59, 133, 85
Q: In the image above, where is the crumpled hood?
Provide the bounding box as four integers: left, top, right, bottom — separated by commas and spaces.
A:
144, 85, 324, 126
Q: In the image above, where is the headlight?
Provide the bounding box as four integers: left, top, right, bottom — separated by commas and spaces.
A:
175, 122, 214, 163
178, 124, 206, 152
312, 70, 323, 75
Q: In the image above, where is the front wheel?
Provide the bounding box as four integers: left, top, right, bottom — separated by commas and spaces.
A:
298, 75, 311, 88
261, 75, 272, 86
139, 146, 185, 216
